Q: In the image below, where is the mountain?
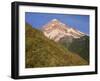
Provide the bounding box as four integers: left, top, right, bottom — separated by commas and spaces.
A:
25, 23, 88, 68
42, 19, 85, 42
42, 19, 89, 62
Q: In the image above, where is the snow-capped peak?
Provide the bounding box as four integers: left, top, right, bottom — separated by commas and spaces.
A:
52, 19, 58, 21
42, 19, 85, 42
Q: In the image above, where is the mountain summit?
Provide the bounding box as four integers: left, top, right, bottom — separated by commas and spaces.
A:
42, 19, 85, 42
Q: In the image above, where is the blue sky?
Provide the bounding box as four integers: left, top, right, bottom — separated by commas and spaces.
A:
25, 12, 89, 35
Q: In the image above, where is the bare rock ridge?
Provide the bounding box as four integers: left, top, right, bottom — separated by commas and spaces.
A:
42, 19, 85, 42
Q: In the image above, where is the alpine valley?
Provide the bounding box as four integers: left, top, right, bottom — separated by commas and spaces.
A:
25, 19, 89, 68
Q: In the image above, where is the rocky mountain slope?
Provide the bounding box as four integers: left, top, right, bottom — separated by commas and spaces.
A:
42, 19, 85, 42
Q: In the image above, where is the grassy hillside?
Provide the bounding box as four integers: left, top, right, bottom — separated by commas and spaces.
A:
25, 23, 88, 68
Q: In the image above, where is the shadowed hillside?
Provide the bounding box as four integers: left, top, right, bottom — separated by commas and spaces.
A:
59, 36, 89, 62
